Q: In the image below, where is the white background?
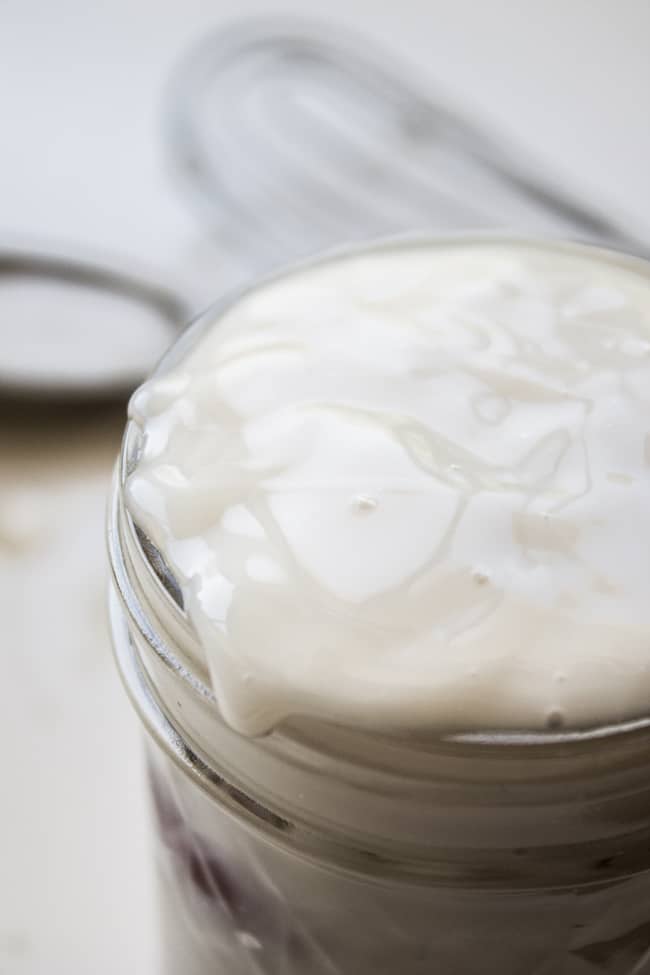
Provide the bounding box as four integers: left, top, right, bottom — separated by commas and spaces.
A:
0, 2, 648, 973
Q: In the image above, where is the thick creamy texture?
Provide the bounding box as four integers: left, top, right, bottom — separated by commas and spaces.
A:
126, 240, 650, 736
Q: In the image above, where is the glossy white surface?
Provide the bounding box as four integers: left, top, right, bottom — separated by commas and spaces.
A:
127, 241, 650, 737
0, 2, 649, 972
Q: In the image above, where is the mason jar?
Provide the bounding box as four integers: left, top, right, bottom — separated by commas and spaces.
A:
108, 237, 650, 974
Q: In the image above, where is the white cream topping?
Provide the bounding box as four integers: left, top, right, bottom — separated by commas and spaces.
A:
126, 240, 650, 736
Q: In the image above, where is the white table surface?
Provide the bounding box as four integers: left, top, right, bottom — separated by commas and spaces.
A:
0, 2, 649, 973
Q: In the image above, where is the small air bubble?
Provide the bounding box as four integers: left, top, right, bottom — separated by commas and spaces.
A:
546, 708, 565, 731
351, 494, 378, 514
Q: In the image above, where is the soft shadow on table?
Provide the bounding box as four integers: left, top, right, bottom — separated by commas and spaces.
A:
0, 393, 127, 459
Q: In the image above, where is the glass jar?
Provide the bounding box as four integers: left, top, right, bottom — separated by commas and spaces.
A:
108, 238, 650, 974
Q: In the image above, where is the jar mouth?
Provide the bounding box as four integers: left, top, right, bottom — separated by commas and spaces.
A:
114, 231, 650, 755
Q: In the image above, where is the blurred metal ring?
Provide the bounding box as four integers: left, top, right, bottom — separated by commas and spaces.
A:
0, 243, 190, 401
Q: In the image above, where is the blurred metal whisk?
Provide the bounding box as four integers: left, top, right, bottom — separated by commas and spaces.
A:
165, 19, 645, 275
